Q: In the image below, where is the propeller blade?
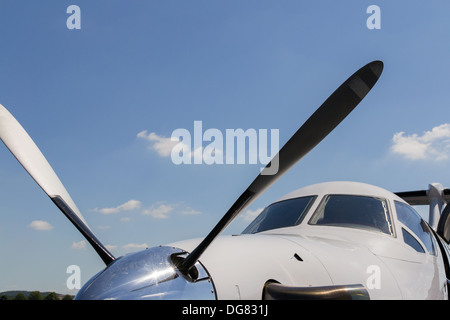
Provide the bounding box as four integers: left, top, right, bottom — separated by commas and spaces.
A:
179, 60, 384, 273
0, 104, 115, 265
395, 189, 450, 205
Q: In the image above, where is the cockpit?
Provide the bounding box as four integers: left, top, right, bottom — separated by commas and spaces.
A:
242, 186, 437, 256
310, 195, 394, 235
242, 194, 394, 236
242, 196, 316, 234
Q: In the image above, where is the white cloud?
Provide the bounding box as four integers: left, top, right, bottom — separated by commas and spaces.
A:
122, 243, 148, 251
93, 199, 142, 215
137, 130, 179, 157
28, 220, 53, 231
137, 130, 221, 164
240, 208, 264, 222
180, 207, 202, 215
72, 240, 86, 250
391, 124, 450, 161
143, 203, 175, 219
92, 199, 201, 220
105, 244, 118, 251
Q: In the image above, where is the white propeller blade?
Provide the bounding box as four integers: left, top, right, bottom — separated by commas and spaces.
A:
0, 104, 87, 225
0, 104, 114, 265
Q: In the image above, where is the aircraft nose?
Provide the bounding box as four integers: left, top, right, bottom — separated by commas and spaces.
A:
75, 246, 216, 300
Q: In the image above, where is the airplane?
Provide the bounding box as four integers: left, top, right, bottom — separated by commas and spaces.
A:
0, 60, 449, 300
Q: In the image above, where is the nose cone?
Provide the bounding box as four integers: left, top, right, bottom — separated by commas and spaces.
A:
75, 246, 216, 300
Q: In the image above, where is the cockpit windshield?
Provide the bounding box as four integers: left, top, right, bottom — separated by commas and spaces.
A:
309, 195, 394, 235
242, 196, 316, 234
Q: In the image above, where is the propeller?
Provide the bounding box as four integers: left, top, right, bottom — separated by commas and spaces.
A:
0, 60, 384, 281
178, 60, 384, 274
395, 189, 450, 206
395, 183, 450, 231
0, 104, 115, 266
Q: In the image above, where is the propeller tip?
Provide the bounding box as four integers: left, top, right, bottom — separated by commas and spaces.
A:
368, 60, 384, 78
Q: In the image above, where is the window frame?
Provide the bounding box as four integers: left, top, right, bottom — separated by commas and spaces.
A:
308, 194, 396, 237
394, 200, 437, 256
401, 227, 425, 253
242, 195, 317, 234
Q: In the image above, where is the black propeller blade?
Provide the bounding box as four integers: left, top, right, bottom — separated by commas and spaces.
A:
395, 189, 450, 206
179, 60, 384, 274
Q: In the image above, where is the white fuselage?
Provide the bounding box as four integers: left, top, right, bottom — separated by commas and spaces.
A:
170, 182, 449, 300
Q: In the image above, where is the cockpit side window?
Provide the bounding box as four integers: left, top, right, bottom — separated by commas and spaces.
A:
401, 228, 425, 253
309, 195, 394, 235
394, 201, 436, 255
242, 196, 316, 234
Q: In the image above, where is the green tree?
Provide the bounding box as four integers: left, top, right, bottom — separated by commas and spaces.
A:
62, 294, 74, 300
28, 291, 43, 300
44, 292, 59, 300
13, 293, 27, 300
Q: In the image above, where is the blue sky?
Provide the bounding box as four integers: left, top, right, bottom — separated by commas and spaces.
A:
1, 1, 450, 294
